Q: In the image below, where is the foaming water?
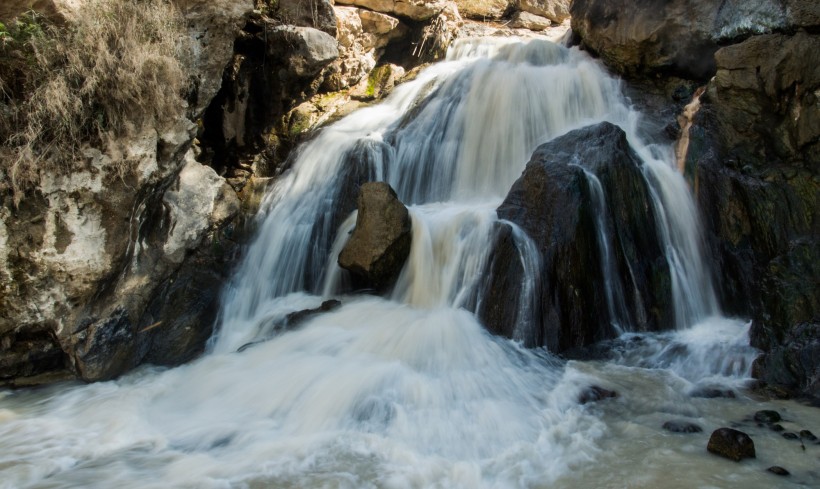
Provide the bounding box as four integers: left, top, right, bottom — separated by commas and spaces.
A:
2, 36, 817, 489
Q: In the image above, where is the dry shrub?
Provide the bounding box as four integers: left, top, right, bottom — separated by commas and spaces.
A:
0, 0, 191, 203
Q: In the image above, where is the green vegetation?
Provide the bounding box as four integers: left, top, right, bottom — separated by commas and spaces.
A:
0, 1, 191, 204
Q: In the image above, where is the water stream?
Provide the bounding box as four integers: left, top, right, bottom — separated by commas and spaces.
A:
1, 37, 818, 488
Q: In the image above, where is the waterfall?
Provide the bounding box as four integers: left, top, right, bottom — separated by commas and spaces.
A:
215, 36, 717, 352
0, 36, 780, 489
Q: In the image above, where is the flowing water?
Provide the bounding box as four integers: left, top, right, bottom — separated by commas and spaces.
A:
1, 37, 818, 488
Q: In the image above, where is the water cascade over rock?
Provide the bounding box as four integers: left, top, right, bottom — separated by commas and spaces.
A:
2, 33, 807, 489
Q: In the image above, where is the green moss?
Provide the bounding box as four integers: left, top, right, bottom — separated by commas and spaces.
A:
365, 65, 392, 99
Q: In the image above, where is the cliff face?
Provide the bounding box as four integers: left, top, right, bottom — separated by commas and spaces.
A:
0, 0, 479, 385
571, 0, 820, 400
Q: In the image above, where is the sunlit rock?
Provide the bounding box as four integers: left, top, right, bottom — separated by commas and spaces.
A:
339, 182, 412, 291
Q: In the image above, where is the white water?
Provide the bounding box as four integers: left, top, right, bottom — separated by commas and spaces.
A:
2, 37, 818, 488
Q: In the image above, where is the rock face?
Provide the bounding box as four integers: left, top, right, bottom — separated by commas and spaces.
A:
570, 0, 818, 80
0, 1, 251, 384
569, 0, 819, 400
707, 428, 756, 462
687, 28, 820, 399
484, 122, 672, 351
276, 0, 338, 36
339, 182, 412, 291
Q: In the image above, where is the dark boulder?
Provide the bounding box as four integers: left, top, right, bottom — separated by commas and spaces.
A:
339, 182, 412, 291
578, 385, 618, 404
800, 430, 817, 441
663, 420, 703, 434
707, 428, 756, 461
782, 432, 799, 440
753, 410, 782, 424
767, 466, 790, 476
690, 386, 736, 399
486, 122, 671, 352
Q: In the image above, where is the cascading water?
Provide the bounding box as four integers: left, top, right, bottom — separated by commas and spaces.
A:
1, 36, 817, 489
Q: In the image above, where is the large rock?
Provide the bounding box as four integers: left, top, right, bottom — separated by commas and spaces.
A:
687, 29, 820, 399
338, 182, 412, 291
334, 0, 449, 21
752, 323, 820, 399
569, 0, 819, 80
519, 0, 569, 23
455, 0, 509, 20
707, 428, 756, 462
276, 0, 337, 36
509, 11, 552, 31
484, 122, 671, 351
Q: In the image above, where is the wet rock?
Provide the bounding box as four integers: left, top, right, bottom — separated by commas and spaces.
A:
771, 424, 785, 432
489, 122, 672, 351
751, 322, 820, 401
578, 385, 618, 404
782, 432, 800, 440
690, 387, 736, 399
509, 11, 552, 31
338, 182, 412, 292
800, 430, 817, 441
707, 428, 756, 462
663, 420, 703, 434
754, 410, 782, 424
284, 300, 343, 329
519, 0, 570, 23
767, 466, 790, 476
688, 27, 820, 401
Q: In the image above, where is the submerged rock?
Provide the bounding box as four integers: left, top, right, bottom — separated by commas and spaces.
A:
339, 182, 412, 292
487, 122, 672, 351
753, 410, 782, 424
800, 430, 817, 441
663, 420, 703, 434
578, 385, 618, 404
707, 428, 756, 462
690, 387, 736, 399
767, 466, 790, 476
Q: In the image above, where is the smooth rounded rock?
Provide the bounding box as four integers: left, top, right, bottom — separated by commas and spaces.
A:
754, 410, 782, 423
707, 428, 756, 462
767, 466, 790, 476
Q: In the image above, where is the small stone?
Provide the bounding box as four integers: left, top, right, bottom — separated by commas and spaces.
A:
770, 424, 785, 432
782, 432, 799, 440
707, 428, 756, 462
799, 430, 817, 441
767, 466, 790, 476
753, 410, 782, 423
663, 420, 703, 433
578, 386, 618, 404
